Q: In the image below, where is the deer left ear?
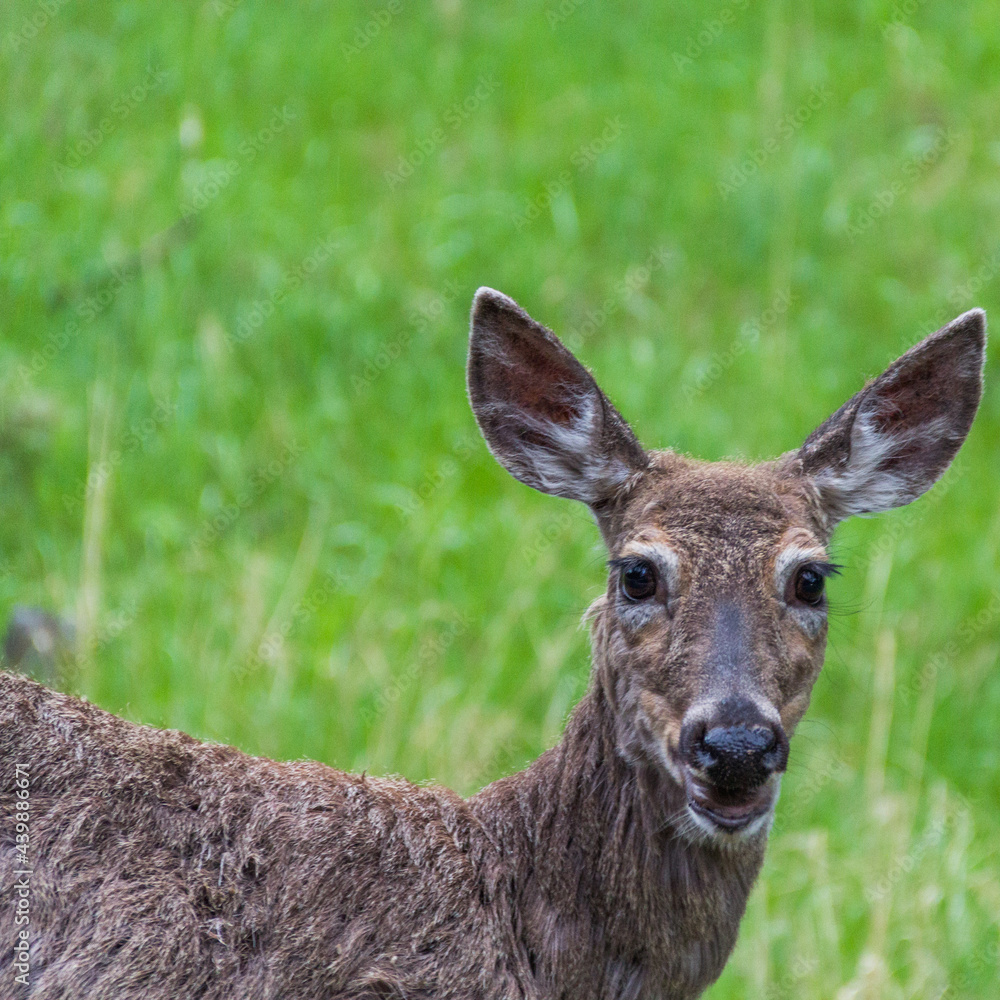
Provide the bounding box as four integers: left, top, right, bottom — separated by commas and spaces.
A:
467, 287, 648, 516
797, 309, 986, 525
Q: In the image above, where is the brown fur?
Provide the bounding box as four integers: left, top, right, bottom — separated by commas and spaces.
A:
0, 290, 985, 999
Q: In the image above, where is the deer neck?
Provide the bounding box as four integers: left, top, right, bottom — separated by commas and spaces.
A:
470, 680, 767, 998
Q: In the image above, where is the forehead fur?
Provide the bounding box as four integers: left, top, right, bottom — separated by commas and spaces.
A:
611, 451, 825, 557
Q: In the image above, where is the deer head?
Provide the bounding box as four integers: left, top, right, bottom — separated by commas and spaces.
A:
467, 288, 985, 843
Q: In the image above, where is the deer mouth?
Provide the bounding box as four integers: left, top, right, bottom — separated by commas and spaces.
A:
684, 774, 774, 833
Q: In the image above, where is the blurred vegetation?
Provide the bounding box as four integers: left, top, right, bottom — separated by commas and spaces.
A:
1, 1, 998, 996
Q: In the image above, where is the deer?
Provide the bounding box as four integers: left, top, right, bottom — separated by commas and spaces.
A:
0, 288, 986, 1000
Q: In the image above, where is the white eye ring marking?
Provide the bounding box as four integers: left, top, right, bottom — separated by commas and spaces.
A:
774, 544, 829, 602
616, 541, 681, 598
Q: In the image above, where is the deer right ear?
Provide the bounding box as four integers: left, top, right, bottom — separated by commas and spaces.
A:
797, 309, 986, 525
467, 287, 648, 512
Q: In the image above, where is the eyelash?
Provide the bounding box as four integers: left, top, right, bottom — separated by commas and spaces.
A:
608, 558, 642, 573
608, 558, 660, 603
806, 561, 842, 580
606, 560, 842, 604
789, 561, 842, 608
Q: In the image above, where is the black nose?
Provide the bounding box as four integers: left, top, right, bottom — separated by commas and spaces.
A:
681, 708, 789, 791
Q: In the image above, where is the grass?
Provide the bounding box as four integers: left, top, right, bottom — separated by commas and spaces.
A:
2, 1, 998, 996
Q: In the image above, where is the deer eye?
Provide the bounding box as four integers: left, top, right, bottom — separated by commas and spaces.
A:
793, 565, 826, 606
620, 561, 657, 602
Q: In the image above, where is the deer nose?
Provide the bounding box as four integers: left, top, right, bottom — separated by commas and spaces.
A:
681, 713, 789, 791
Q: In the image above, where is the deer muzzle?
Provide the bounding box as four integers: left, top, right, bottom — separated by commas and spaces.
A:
679, 699, 789, 833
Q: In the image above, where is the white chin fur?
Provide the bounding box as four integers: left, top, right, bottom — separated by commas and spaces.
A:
678, 776, 782, 847
685, 804, 774, 844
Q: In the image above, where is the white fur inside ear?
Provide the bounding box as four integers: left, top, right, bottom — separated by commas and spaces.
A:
813, 412, 954, 520
481, 393, 635, 504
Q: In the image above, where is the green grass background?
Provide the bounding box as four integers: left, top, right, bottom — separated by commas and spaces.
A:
2, 1, 999, 996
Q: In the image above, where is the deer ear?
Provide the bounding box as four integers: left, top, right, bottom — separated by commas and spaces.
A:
798, 309, 986, 524
467, 287, 648, 512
